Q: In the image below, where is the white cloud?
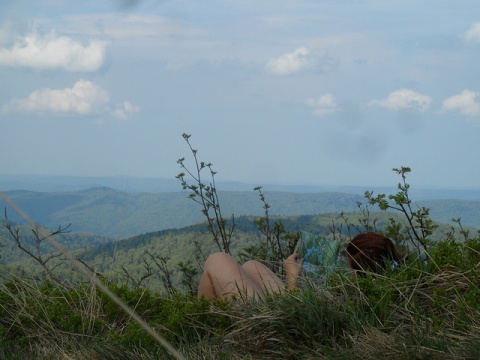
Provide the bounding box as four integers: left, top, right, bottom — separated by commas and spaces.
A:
463, 22, 480, 43
111, 101, 140, 120
306, 94, 340, 116
368, 89, 432, 112
442, 89, 480, 116
266, 47, 315, 75
2, 80, 110, 115
1, 79, 140, 120
0, 32, 106, 72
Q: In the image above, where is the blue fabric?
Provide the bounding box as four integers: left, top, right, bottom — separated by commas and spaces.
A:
295, 231, 344, 281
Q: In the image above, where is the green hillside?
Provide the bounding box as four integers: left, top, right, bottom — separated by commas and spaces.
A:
2, 188, 479, 240
0, 188, 364, 238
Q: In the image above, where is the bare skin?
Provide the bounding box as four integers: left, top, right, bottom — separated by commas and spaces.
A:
198, 252, 304, 301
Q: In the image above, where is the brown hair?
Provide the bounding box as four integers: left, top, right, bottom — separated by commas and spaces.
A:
346, 233, 401, 274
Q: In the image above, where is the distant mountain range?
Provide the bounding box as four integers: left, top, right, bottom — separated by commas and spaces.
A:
1, 178, 479, 239
2, 174, 480, 200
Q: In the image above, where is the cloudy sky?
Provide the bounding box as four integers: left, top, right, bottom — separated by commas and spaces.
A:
1, 0, 479, 189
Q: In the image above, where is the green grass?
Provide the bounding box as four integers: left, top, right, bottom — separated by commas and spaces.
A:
1, 236, 479, 359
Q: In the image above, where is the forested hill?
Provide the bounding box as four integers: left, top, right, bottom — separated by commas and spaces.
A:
0, 188, 364, 238
1, 187, 479, 239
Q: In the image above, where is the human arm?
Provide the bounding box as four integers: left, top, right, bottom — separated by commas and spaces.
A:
284, 253, 303, 290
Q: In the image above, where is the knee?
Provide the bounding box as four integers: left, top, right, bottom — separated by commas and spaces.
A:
206, 251, 234, 263
204, 252, 237, 271
242, 260, 264, 273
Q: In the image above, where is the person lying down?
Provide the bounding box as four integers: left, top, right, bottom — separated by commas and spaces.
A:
197, 232, 402, 301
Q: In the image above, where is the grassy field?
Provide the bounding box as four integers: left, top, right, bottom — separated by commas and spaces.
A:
1, 233, 479, 359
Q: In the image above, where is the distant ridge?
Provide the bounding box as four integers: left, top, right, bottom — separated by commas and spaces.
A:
1, 174, 480, 200
0, 174, 179, 193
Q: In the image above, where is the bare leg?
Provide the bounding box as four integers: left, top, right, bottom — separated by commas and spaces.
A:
241, 260, 285, 295
197, 252, 266, 300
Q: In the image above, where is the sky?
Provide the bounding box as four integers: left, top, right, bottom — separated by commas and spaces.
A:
1, 0, 480, 190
